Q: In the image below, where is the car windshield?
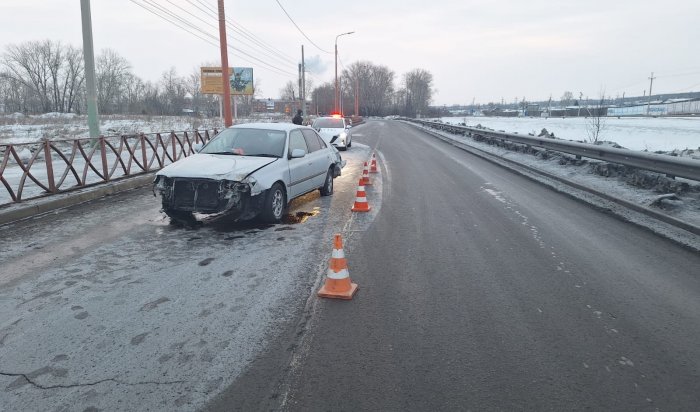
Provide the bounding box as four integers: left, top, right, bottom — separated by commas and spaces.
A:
201, 128, 286, 157
313, 118, 344, 129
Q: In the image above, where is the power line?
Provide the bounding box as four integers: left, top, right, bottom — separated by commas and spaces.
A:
190, 0, 297, 64
129, 0, 297, 77
185, 0, 296, 65
167, 0, 296, 68
137, 0, 294, 75
128, 0, 219, 47
274, 0, 332, 54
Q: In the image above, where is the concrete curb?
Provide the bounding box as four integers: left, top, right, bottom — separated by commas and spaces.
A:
0, 173, 155, 226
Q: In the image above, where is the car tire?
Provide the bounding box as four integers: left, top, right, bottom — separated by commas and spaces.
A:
347, 139, 352, 148
320, 168, 334, 196
339, 146, 347, 151
260, 183, 286, 223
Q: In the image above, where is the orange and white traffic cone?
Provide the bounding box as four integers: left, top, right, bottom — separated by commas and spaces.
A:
351, 179, 371, 212
318, 234, 358, 300
370, 152, 379, 173
361, 161, 372, 185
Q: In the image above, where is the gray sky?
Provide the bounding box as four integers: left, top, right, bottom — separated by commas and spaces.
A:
2, 0, 700, 105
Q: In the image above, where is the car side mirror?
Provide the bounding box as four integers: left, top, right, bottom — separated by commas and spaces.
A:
290, 148, 306, 158
193, 143, 203, 153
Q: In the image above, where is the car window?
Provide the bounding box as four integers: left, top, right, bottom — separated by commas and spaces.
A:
201, 128, 286, 157
312, 118, 345, 129
301, 129, 322, 152
288, 130, 308, 155
316, 134, 328, 148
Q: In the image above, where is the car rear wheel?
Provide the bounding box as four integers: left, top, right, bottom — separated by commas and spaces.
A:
320, 168, 334, 196
260, 183, 286, 223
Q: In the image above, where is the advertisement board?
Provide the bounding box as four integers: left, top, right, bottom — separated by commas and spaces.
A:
200, 67, 254, 95
230, 67, 254, 95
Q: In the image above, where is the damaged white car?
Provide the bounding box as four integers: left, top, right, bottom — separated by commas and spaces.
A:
153, 123, 345, 223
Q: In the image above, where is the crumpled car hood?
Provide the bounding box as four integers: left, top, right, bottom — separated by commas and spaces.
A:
156, 153, 276, 181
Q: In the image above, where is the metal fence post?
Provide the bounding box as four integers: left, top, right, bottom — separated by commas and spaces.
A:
141, 133, 149, 172
100, 135, 109, 181
44, 140, 57, 193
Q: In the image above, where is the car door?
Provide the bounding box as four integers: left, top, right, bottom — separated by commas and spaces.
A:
301, 129, 331, 188
287, 129, 312, 198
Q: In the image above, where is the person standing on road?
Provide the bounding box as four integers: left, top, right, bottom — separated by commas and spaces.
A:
292, 109, 303, 125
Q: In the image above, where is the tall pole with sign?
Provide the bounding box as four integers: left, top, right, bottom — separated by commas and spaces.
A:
218, 0, 232, 127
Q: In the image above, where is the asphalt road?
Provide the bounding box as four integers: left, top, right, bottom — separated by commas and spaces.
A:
0, 143, 373, 411
209, 120, 700, 411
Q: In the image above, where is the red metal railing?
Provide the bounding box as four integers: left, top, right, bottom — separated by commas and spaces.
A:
0, 129, 218, 205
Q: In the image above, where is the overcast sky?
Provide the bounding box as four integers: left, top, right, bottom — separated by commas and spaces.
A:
2, 0, 700, 105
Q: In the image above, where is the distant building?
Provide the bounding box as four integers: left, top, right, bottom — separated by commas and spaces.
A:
253, 98, 300, 115
607, 98, 700, 117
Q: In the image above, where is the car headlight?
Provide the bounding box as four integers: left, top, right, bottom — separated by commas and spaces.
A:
242, 176, 261, 195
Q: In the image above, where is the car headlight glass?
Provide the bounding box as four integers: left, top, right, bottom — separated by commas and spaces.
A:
242, 176, 260, 195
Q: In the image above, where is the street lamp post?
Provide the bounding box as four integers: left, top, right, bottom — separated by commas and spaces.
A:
335, 31, 354, 114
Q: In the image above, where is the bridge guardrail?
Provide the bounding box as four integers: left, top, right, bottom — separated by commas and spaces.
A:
405, 119, 700, 182
0, 129, 218, 205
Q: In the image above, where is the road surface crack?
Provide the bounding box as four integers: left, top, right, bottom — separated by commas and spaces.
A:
0, 371, 186, 390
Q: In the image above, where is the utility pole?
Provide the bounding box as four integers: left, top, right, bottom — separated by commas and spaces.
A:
301, 45, 306, 117
646, 72, 656, 116
577, 92, 583, 117
354, 77, 359, 117
218, 0, 232, 127
80, 0, 99, 138
298, 63, 303, 112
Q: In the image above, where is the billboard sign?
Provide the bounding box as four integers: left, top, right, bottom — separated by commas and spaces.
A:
230, 67, 254, 95
201, 67, 232, 94
200, 67, 254, 95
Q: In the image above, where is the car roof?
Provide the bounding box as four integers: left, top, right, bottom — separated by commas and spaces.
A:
228, 122, 309, 132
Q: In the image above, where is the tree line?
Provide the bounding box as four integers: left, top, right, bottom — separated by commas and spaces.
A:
284, 61, 436, 117
2, 39, 435, 118
0, 40, 232, 117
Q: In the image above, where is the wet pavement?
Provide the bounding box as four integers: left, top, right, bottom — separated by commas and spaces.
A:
0, 139, 380, 411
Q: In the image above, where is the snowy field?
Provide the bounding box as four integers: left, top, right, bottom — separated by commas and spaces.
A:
0, 113, 292, 145
436, 116, 700, 152
0, 113, 227, 145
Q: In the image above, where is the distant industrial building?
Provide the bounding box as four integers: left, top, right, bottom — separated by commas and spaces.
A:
607, 98, 700, 117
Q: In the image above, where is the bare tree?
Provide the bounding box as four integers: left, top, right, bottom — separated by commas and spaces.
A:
95, 49, 132, 114
402, 68, 434, 117
560, 91, 574, 106
3, 40, 59, 112
340, 61, 394, 116
159, 67, 188, 115
586, 89, 607, 143
311, 82, 334, 115
279, 80, 297, 101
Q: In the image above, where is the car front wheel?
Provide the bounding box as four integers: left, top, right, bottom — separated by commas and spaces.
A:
320, 168, 334, 196
260, 183, 286, 223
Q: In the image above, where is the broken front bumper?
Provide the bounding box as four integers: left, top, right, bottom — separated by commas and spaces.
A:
154, 176, 259, 216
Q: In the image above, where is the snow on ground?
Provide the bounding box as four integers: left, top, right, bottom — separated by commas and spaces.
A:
0, 114, 225, 145
0, 113, 297, 146
436, 116, 700, 152
411, 122, 700, 230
